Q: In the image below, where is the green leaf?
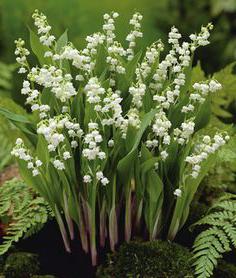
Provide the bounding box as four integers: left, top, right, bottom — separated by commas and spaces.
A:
117, 108, 157, 184
117, 51, 142, 93
94, 44, 107, 76
36, 135, 49, 165
144, 169, 163, 238
56, 29, 68, 52
0, 107, 31, 124
29, 28, 51, 66
194, 98, 211, 131
0, 107, 37, 145
55, 30, 70, 72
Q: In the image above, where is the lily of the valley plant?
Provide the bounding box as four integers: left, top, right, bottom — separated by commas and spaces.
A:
5, 10, 229, 265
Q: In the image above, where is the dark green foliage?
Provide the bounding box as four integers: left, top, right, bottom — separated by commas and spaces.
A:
211, 63, 236, 119
214, 260, 236, 278
0, 256, 4, 272
0, 179, 53, 255
192, 194, 236, 278
191, 62, 236, 121
188, 202, 209, 225
3, 252, 40, 278
97, 240, 194, 278
1, 0, 236, 75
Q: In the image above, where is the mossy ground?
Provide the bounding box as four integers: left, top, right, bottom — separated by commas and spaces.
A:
3, 252, 40, 278
97, 240, 236, 278
97, 240, 194, 278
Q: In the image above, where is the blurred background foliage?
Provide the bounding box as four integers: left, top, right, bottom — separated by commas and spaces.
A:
0, 0, 236, 73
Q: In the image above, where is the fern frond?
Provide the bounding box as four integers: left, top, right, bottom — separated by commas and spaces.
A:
192, 195, 236, 278
0, 179, 53, 255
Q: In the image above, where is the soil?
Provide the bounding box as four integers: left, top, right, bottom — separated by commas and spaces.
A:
15, 220, 102, 278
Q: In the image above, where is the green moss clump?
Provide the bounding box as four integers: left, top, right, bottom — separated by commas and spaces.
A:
97, 240, 194, 278
3, 252, 40, 278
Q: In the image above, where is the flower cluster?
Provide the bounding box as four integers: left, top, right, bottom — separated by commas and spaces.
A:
14, 38, 30, 74
85, 77, 105, 104
11, 138, 42, 176
82, 123, 109, 186
185, 134, 229, 179
181, 80, 222, 114
28, 66, 77, 102
32, 9, 55, 47
129, 83, 146, 108
190, 23, 213, 50
174, 121, 195, 145
37, 116, 83, 153
126, 12, 143, 60
21, 80, 50, 118
82, 123, 105, 161
137, 41, 163, 80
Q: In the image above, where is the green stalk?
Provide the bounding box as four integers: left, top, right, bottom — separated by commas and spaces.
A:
109, 174, 118, 251
151, 210, 161, 240
109, 207, 118, 251
100, 198, 107, 247
54, 205, 71, 253
134, 199, 143, 232
88, 181, 97, 266
167, 198, 184, 240
63, 191, 74, 240
125, 182, 132, 242
76, 197, 89, 253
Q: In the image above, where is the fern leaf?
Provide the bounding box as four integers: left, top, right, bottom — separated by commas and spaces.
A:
0, 179, 53, 255
192, 195, 236, 278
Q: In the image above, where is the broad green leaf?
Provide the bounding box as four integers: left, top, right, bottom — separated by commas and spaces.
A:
117, 51, 142, 93
56, 29, 68, 52
29, 28, 51, 66
55, 30, 70, 72
117, 108, 157, 183
144, 169, 163, 238
94, 44, 107, 76
0, 107, 31, 124
0, 107, 37, 145
194, 98, 211, 131
36, 135, 49, 165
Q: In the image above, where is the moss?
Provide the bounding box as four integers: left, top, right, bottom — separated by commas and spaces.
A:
97, 240, 194, 278
213, 260, 236, 278
3, 252, 40, 278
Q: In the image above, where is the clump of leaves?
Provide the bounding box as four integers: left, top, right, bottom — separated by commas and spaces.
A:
1, 10, 231, 265
211, 62, 236, 120
0, 179, 53, 255
192, 194, 236, 278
